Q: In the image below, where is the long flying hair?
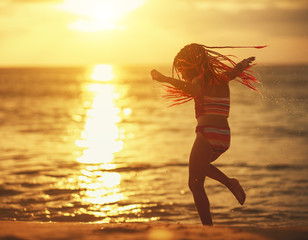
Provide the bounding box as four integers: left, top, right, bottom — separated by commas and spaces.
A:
164, 43, 266, 106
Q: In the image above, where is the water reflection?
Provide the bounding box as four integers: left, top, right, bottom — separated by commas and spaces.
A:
76, 64, 125, 217
76, 65, 123, 164
91, 64, 114, 82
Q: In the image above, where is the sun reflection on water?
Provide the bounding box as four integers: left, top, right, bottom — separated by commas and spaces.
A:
76, 66, 123, 164
75, 64, 127, 219
91, 64, 114, 82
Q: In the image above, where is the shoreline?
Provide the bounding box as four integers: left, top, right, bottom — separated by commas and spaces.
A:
1, 221, 308, 240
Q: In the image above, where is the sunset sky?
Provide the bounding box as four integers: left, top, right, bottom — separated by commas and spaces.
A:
0, 0, 307, 66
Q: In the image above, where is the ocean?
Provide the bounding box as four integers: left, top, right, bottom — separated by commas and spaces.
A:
0, 64, 307, 227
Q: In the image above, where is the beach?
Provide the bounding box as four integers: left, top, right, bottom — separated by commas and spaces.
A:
1, 0, 308, 236
1, 221, 308, 240
0, 65, 308, 227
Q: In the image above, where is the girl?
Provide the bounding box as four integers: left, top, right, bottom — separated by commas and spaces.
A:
150, 43, 264, 225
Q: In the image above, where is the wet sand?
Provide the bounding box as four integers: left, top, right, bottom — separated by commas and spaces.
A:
1, 221, 308, 240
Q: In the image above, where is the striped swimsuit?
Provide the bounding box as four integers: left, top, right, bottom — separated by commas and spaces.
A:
194, 95, 231, 154
194, 95, 230, 119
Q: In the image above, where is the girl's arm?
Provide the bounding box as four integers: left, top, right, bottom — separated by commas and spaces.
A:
150, 69, 201, 96
225, 57, 255, 80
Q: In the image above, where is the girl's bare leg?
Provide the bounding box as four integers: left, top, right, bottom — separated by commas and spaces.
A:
207, 164, 229, 186
207, 163, 246, 205
188, 133, 214, 225
189, 132, 246, 225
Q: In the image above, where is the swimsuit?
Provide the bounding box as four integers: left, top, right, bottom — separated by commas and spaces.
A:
195, 125, 230, 153
194, 95, 230, 119
194, 95, 231, 154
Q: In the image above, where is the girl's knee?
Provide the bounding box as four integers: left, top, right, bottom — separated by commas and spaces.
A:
188, 177, 204, 193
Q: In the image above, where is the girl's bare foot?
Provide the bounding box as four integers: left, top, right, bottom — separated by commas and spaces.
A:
228, 178, 246, 205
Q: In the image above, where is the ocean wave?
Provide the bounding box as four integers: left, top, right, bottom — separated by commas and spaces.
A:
0, 187, 23, 197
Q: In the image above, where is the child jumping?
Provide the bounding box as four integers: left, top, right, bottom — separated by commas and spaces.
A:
151, 43, 265, 225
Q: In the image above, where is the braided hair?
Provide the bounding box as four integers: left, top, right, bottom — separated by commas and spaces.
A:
164, 43, 266, 106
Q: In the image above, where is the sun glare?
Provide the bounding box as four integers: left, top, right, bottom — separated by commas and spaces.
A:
74, 64, 127, 211
91, 64, 114, 82
59, 0, 146, 31
76, 84, 122, 164
76, 64, 123, 164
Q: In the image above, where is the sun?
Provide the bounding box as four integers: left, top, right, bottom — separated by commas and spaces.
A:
59, 0, 146, 32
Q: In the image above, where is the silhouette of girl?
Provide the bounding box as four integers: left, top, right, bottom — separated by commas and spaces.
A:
151, 43, 265, 225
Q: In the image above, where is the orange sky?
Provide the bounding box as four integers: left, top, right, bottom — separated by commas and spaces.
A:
0, 0, 307, 66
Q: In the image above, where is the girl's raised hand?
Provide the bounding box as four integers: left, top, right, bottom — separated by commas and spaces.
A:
151, 69, 166, 82
235, 57, 255, 72
241, 57, 255, 68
